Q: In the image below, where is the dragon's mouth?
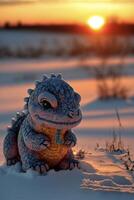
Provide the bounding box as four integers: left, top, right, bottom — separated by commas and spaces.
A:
36, 114, 82, 125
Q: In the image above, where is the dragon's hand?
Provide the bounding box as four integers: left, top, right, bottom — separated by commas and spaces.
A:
23, 125, 50, 151
64, 130, 77, 147
32, 134, 50, 150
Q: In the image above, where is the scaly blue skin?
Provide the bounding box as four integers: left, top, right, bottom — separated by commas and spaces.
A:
3, 74, 82, 174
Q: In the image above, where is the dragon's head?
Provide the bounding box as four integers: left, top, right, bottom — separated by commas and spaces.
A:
24, 74, 82, 130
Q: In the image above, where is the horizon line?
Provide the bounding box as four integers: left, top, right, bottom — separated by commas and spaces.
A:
1, 0, 134, 6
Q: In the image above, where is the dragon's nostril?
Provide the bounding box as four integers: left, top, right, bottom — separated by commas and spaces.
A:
68, 111, 74, 118
68, 110, 79, 118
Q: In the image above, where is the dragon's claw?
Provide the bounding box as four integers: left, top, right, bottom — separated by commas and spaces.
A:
64, 140, 75, 147
69, 159, 80, 170
31, 134, 51, 151
64, 131, 77, 147
40, 140, 50, 149
30, 161, 49, 174
7, 157, 19, 166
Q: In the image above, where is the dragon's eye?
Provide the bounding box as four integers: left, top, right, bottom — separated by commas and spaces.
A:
41, 99, 52, 110
38, 92, 57, 109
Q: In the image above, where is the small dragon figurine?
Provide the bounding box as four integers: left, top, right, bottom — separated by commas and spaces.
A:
3, 74, 82, 174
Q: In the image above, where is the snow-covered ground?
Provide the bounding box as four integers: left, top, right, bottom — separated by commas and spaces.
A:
1, 30, 134, 58
0, 31, 134, 199
1, 150, 134, 200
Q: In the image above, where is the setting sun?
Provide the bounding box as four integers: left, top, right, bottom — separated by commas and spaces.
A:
87, 16, 105, 31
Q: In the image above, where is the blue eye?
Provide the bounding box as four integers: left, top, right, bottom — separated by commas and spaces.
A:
41, 99, 52, 110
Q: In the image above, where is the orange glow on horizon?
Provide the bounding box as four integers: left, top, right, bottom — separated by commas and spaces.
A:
0, 2, 134, 25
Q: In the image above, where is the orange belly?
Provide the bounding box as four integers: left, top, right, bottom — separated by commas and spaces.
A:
38, 127, 68, 168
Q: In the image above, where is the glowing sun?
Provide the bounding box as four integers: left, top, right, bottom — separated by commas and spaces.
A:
87, 16, 105, 31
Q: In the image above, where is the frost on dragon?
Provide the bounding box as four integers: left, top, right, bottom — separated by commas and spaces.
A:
3, 74, 82, 174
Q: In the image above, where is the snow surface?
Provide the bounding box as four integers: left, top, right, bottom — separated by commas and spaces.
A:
0, 150, 134, 200
0, 35, 134, 199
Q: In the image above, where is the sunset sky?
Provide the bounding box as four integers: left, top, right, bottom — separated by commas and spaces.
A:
0, 0, 134, 25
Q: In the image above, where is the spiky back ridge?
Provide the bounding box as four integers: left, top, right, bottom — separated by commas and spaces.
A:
6, 74, 63, 135
7, 74, 61, 133
23, 73, 63, 112
7, 111, 26, 133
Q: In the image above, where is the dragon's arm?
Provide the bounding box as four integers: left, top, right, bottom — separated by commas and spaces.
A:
64, 130, 77, 147
22, 122, 50, 151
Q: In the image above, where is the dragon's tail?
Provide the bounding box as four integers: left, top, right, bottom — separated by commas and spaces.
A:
3, 111, 26, 165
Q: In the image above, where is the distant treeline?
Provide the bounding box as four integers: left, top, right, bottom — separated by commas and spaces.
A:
1, 23, 134, 35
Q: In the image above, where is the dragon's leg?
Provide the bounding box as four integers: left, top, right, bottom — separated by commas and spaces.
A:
18, 134, 49, 174
3, 111, 26, 166
3, 128, 20, 166
55, 149, 80, 171
56, 130, 79, 170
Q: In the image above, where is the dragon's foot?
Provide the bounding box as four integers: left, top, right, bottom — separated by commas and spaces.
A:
29, 161, 49, 174
7, 157, 20, 166
69, 159, 80, 170
57, 159, 80, 171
